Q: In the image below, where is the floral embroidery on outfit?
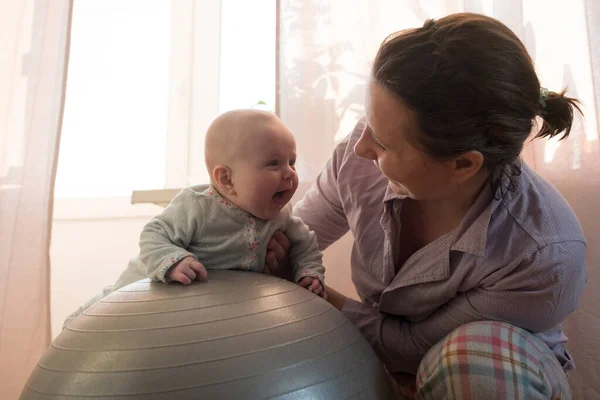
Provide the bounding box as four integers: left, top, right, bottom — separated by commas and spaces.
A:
208, 186, 260, 269
242, 215, 260, 269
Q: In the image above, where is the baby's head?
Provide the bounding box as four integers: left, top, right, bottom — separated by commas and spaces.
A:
205, 109, 298, 220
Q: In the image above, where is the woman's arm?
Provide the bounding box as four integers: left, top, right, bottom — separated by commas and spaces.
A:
265, 120, 366, 273
340, 240, 587, 374
325, 286, 348, 310
292, 135, 353, 250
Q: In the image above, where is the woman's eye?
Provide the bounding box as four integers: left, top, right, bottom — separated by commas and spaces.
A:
370, 131, 385, 150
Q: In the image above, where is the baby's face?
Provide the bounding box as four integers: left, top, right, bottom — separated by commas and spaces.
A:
230, 119, 299, 220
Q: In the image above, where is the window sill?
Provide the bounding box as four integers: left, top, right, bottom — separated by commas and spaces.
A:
53, 196, 165, 221
53, 182, 314, 221
131, 188, 184, 207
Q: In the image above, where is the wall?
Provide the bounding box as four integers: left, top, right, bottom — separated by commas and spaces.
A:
50, 198, 160, 338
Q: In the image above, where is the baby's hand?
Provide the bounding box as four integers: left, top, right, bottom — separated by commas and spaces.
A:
166, 256, 207, 285
298, 276, 327, 300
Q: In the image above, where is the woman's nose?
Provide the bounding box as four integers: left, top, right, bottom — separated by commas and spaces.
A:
354, 127, 376, 160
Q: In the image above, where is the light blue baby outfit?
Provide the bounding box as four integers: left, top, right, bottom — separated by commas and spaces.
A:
123, 185, 325, 285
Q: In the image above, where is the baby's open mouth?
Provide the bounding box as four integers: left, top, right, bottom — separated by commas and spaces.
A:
272, 190, 287, 201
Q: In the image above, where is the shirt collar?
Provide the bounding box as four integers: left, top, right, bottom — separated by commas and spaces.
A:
206, 185, 272, 227
382, 182, 407, 202
206, 185, 254, 220
383, 181, 503, 257
449, 184, 499, 257
206, 185, 241, 211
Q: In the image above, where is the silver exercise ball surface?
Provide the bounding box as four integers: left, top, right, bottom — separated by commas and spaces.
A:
21, 270, 395, 399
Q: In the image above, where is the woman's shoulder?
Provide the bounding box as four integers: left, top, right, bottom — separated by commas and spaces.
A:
496, 164, 585, 248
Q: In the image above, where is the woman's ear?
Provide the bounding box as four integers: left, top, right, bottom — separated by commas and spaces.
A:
212, 165, 236, 194
452, 150, 485, 184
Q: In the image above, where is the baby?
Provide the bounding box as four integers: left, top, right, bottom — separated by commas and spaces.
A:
62, 110, 326, 330
133, 109, 326, 296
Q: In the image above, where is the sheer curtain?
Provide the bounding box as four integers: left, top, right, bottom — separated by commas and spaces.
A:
0, 0, 72, 397
278, 1, 599, 398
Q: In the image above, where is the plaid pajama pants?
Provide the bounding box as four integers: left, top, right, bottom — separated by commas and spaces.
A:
392, 321, 571, 400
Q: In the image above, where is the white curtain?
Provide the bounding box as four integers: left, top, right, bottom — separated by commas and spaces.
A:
0, 0, 72, 397
278, 1, 599, 398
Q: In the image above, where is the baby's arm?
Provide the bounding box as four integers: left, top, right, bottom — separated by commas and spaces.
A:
283, 209, 326, 296
139, 188, 205, 283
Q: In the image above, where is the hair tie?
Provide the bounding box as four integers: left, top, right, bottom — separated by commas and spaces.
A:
539, 87, 550, 108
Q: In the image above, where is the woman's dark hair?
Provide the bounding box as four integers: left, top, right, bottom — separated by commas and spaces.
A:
372, 13, 582, 196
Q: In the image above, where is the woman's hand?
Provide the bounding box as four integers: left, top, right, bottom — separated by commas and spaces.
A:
264, 230, 293, 281
325, 286, 348, 311
265, 230, 348, 309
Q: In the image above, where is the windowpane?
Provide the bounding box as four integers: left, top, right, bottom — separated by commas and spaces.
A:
219, 0, 276, 113
54, 0, 170, 199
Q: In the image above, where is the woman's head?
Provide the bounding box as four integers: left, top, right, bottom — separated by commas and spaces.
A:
357, 13, 581, 198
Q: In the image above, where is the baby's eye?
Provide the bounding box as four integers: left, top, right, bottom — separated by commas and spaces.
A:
289, 159, 296, 167
267, 160, 279, 167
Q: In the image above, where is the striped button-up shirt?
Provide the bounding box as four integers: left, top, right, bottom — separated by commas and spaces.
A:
294, 119, 587, 375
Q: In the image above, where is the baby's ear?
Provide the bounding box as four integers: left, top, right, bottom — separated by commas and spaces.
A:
212, 165, 236, 194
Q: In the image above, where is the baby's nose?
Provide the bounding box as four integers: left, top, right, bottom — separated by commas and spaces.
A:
283, 165, 295, 179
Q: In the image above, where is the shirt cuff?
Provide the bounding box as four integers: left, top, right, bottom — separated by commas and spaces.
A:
341, 299, 413, 373
341, 298, 385, 345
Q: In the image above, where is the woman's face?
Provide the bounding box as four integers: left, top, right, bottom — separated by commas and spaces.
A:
354, 82, 458, 200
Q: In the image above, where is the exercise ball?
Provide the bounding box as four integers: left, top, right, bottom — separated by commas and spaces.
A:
21, 270, 395, 399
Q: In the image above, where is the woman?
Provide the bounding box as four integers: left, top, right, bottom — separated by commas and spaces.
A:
266, 13, 586, 399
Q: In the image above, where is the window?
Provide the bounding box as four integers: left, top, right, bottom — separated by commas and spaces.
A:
55, 0, 170, 200
54, 0, 276, 206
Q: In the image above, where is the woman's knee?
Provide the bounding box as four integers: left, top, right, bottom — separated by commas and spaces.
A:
415, 321, 571, 399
